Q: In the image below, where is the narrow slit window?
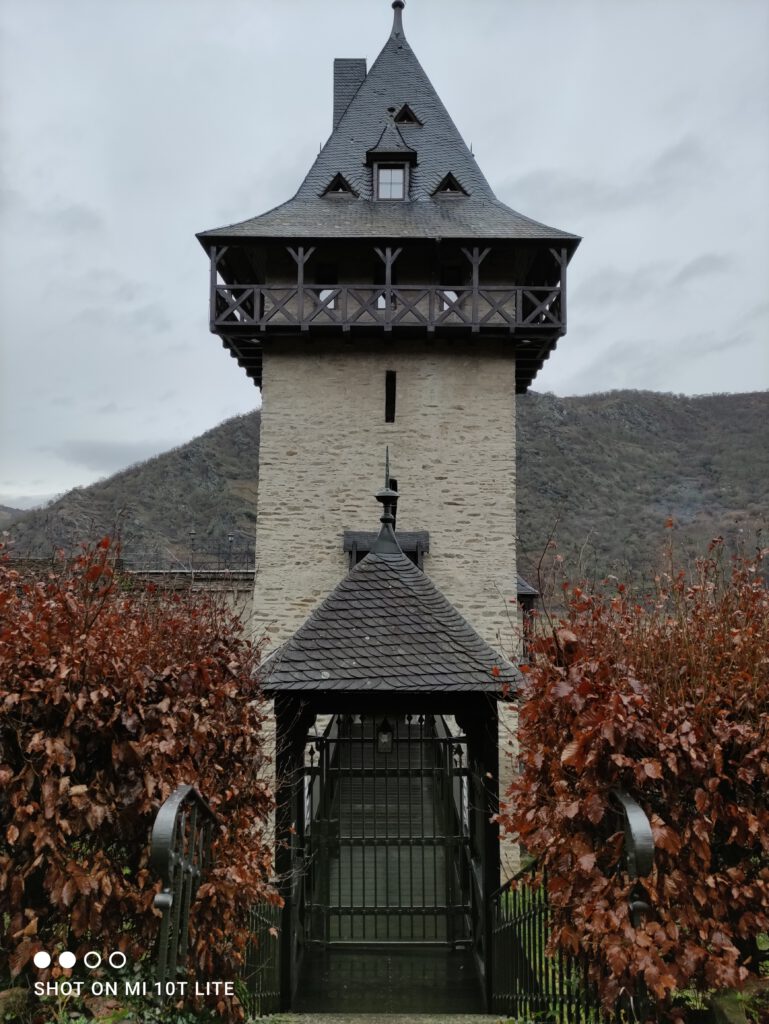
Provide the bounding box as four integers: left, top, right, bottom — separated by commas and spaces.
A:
385, 370, 396, 423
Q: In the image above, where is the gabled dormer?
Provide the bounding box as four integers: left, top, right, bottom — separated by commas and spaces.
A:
393, 103, 422, 125
366, 118, 417, 201
432, 172, 469, 197
322, 173, 359, 198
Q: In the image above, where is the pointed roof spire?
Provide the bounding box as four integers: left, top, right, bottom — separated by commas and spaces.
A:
391, 0, 405, 38
198, 0, 581, 243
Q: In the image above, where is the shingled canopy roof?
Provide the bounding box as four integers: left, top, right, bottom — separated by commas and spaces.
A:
262, 496, 520, 696
197, 2, 578, 246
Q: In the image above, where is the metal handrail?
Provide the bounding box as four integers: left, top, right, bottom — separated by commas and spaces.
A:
492, 788, 655, 901
150, 785, 218, 992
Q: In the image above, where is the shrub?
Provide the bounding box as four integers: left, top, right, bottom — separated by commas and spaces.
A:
500, 540, 769, 1021
0, 540, 275, 1018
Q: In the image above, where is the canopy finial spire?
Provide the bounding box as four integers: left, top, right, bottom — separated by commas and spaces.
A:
391, 0, 405, 38
373, 450, 401, 554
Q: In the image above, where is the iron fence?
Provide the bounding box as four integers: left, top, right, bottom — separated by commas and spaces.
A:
491, 862, 604, 1022
239, 902, 282, 1017
491, 790, 655, 1022
150, 785, 218, 992
150, 785, 282, 1016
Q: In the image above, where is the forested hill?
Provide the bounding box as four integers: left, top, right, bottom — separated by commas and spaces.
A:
515, 391, 767, 582
6, 391, 768, 581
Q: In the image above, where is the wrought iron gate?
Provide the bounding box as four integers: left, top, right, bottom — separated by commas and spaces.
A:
298, 714, 483, 951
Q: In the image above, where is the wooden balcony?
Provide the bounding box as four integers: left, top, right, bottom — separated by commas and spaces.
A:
210, 282, 564, 337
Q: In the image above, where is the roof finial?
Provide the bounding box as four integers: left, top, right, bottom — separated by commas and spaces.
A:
391, 0, 405, 38
373, 450, 401, 554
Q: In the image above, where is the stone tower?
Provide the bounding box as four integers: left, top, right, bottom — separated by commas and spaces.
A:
197, 2, 579, 660
197, 6, 579, 1009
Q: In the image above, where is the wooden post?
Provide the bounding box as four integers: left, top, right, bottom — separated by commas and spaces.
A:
209, 246, 228, 329
288, 245, 316, 330
462, 246, 490, 332
550, 247, 568, 333
560, 246, 568, 332
375, 246, 402, 331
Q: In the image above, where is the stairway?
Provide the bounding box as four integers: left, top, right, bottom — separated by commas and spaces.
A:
325, 730, 448, 942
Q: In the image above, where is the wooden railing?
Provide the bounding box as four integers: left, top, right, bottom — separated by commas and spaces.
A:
212, 283, 563, 335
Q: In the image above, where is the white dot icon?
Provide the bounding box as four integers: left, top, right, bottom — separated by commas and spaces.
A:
84, 951, 102, 969
33, 951, 51, 969
58, 951, 76, 969
108, 951, 127, 969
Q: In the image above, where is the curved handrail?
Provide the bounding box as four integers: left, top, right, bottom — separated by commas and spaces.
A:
150, 785, 218, 993
150, 784, 218, 893
491, 788, 655, 900
609, 789, 654, 880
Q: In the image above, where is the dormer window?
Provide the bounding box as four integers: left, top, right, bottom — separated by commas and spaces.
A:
322, 173, 358, 197
393, 103, 422, 125
376, 164, 406, 200
432, 172, 469, 197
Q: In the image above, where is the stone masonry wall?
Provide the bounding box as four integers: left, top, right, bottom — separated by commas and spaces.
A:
254, 337, 517, 651
254, 336, 520, 878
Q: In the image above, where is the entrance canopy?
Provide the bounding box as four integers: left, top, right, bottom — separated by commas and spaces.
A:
261, 491, 519, 696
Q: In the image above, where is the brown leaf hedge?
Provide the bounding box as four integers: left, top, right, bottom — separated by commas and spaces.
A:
501, 541, 769, 1021
0, 540, 275, 1016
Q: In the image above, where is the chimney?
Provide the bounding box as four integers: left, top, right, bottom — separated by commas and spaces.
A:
333, 58, 367, 129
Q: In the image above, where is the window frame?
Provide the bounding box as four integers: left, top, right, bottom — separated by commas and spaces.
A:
375, 162, 408, 201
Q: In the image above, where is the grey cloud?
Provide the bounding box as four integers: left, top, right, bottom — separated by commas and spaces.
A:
0, 188, 103, 236
500, 135, 715, 222
746, 300, 769, 324
92, 401, 139, 415
71, 302, 171, 335
48, 439, 174, 473
670, 254, 732, 286
47, 203, 103, 233
646, 136, 713, 188
678, 329, 752, 359
573, 262, 670, 307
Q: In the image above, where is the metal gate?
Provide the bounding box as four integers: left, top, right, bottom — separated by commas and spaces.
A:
299, 714, 483, 951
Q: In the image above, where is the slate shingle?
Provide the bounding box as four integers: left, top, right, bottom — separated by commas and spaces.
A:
261, 544, 520, 694
198, 9, 578, 245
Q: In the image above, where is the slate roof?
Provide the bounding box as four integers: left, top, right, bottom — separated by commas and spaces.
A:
261, 527, 520, 695
516, 575, 539, 598
198, 5, 578, 246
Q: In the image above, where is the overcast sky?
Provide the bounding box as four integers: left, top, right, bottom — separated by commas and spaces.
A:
1, 0, 767, 507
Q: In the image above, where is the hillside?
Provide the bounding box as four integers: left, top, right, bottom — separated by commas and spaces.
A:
0, 505, 25, 531
6, 413, 260, 568
516, 391, 768, 583
6, 392, 768, 581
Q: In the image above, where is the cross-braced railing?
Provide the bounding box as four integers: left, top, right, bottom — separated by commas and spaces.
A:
150, 785, 218, 991
212, 282, 562, 335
